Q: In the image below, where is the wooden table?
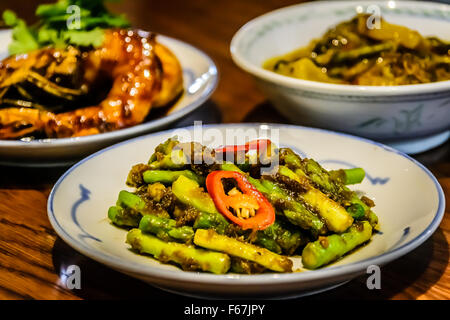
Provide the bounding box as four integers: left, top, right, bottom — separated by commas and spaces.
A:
0, 0, 448, 300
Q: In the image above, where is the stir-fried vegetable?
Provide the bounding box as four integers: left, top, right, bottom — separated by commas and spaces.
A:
277, 165, 354, 232
264, 14, 450, 85
143, 169, 204, 186
280, 148, 379, 228
138, 214, 195, 243
329, 168, 365, 185
194, 229, 293, 272
127, 229, 231, 274
302, 221, 373, 269
108, 137, 378, 273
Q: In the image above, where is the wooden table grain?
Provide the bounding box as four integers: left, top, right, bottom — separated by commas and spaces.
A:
0, 0, 448, 300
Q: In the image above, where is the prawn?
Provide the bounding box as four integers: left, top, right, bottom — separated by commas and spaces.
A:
0, 29, 183, 139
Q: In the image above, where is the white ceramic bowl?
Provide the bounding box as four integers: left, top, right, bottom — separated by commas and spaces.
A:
230, 0, 450, 154
0, 30, 218, 166
48, 123, 445, 298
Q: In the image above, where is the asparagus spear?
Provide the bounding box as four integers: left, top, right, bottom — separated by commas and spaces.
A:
329, 168, 365, 185
172, 175, 218, 214
118, 190, 171, 218
194, 229, 293, 272
108, 190, 147, 227
256, 219, 306, 255
193, 211, 229, 235
346, 203, 366, 219
230, 257, 266, 274
143, 169, 204, 185
117, 190, 146, 211
253, 233, 282, 254
108, 205, 141, 227
139, 214, 194, 243
109, 188, 174, 227
278, 166, 353, 233
280, 149, 378, 227
300, 159, 378, 226
260, 179, 327, 235
302, 221, 373, 269
127, 229, 230, 274
281, 151, 341, 195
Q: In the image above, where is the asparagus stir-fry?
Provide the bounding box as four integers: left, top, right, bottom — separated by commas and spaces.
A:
263, 14, 450, 85
108, 138, 379, 274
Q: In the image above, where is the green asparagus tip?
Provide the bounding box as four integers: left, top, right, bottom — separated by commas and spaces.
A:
343, 168, 365, 185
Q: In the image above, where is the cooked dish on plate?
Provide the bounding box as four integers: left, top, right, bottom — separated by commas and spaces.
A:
0, 0, 183, 139
108, 138, 379, 274
263, 14, 450, 85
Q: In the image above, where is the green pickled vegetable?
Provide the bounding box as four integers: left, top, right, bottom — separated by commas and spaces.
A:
263, 14, 450, 85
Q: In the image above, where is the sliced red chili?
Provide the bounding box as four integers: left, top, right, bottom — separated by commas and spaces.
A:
214, 139, 272, 155
206, 170, 275, 230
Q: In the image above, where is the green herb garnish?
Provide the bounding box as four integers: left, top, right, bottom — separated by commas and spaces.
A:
2, 0, 130, 55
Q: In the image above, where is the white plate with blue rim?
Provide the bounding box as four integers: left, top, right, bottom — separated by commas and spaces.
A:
0, 29, 218, 167
47, 123, 445, 298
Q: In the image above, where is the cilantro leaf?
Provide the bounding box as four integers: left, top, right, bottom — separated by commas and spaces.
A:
3, 10, 39, 55
2, 0, 130, 55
